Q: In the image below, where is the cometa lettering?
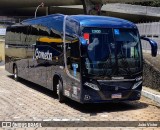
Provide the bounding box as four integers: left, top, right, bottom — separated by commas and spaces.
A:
35, 48, 52, 61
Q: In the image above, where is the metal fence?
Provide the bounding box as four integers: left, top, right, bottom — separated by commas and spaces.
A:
137, 22, 160, 55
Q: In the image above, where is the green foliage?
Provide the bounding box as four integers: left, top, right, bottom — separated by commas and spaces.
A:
131, 0, 160, 7
151, 0, 160, 7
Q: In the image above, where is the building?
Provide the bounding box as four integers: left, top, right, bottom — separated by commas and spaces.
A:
0, 0, 156, 23
0, 28, 5, 62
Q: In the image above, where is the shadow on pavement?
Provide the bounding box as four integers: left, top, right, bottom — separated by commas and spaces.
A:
8, 75, 149, 115
8, 75, 58, 99
64, 99, 148, 115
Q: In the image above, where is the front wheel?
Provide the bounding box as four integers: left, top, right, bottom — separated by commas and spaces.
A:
13, 65, 19, 81
57, 80, 65, 103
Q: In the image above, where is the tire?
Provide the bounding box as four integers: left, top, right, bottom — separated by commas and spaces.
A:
13, 65, 19, 81
57, 80, 65, 103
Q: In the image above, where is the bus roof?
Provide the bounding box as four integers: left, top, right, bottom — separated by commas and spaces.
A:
70, 15, 136, 28
22, 14, 136, 29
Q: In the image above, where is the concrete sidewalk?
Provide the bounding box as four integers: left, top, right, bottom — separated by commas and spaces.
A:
142, 86, 160, 105
0, 66, 4, 69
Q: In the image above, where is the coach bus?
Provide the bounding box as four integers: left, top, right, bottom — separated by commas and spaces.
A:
5, 14, 157, 103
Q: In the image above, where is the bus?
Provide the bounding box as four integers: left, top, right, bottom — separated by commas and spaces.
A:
5, 14, 157, 103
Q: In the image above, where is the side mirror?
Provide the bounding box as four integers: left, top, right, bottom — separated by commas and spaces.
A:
79, 37, 87, 46
141, 36, 158, 57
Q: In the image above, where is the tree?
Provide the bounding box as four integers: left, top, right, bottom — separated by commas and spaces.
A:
151, 0, 160, 7
131, 0, 160, 7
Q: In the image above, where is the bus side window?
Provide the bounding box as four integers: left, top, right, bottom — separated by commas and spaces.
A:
65, 43, 71, 65
27, 25, 40, 46
5, 27, 13, 45
11, 27, 21, 45
70, 40, 80, 72
20, 26, 28, 45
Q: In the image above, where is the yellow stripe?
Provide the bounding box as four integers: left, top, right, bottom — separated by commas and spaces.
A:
38, 37, 63, 43
72, 39, 79, 43
38, 37, 79, 44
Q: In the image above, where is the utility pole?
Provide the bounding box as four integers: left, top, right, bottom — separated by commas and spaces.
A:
35, 2, 44, 18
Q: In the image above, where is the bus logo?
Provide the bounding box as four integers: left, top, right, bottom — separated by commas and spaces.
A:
35, 48, 52, 61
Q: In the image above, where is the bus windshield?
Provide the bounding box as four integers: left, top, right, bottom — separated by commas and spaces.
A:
82, 28, 142, 77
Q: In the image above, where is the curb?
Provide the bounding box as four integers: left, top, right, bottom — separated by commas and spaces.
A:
142, 89, 160, 105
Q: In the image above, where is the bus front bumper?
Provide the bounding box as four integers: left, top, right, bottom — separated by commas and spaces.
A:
81, 89, 141, 103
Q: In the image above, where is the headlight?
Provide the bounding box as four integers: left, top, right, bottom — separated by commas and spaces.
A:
136, 76, 142, 82
84, 82, 100, 91
132, 81, 142, 89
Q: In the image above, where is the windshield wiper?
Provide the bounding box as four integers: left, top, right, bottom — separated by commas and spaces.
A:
119, 55, 132, 75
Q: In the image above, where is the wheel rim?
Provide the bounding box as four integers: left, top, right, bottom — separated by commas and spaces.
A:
57, 83, 59, 95
14, 68, 17, 79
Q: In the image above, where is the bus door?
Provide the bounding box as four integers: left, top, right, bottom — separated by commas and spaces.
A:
63, 16, 81, 101
63, 40, 81, 101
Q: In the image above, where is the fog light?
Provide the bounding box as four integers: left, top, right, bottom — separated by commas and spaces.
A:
84, 95, 91, 100
137, 93, 141, 98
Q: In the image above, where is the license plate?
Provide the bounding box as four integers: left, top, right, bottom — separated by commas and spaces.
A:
111, 93, 122, 99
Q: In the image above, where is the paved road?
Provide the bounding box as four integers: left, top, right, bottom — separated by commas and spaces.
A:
0, 67, 160, 130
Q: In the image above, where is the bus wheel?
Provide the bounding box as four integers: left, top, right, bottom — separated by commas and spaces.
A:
13, 65, 19, 81
57, 80, 65, 103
